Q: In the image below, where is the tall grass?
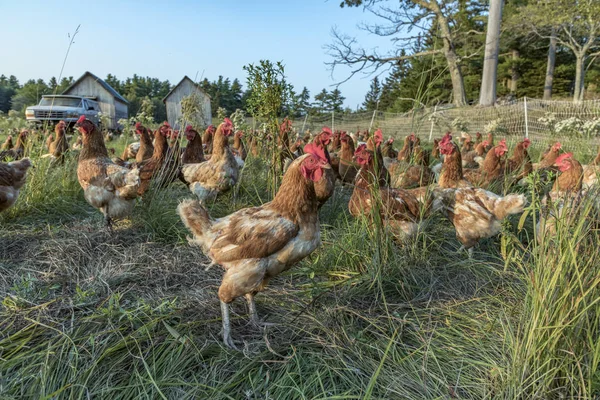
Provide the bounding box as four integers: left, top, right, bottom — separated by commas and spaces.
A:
0, 127, 599, 398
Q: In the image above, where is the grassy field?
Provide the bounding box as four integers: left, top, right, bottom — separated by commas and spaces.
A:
1, 130, 599, 399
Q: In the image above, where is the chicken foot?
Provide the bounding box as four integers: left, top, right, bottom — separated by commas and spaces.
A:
245, 293, 276, 328
220, 300, 239, 350
458, 245, 474, 259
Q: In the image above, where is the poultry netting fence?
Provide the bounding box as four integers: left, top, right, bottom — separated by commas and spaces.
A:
249, 98, 600, 160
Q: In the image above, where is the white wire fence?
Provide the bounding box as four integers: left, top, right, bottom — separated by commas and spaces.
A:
275, 98, 600, 160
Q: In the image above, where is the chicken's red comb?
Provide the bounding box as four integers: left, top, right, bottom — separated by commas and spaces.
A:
440, 132, 452, 145
523, 138, 531, 148
185, 125, 193, 132
388, 137, 394, 143
482, 140, 489, 146
303, 142, 327, 163
135, 122, 142, 129
163, 121, 170, 127
208, 125, 215, 131
555, 152, 573, 165
77, 115, 86, 124
223, 118, 233, 126
321, 126, 332, 136
553, 142, 562, 150
374, 128, 383, 141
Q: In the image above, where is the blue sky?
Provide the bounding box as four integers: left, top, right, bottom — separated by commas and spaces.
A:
1, 0, 394, 109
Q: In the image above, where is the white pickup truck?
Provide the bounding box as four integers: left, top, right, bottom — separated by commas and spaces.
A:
25, 95, 101, 127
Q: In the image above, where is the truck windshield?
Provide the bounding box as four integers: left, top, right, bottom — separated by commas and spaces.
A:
39, 97, 82, 107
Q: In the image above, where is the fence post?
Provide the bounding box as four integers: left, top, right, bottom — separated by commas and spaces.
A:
301, 114, 308, 135
524, 97, 529, 138
331, 111, 335, 132
369, 109, 377, 131
429, 105, 437, 142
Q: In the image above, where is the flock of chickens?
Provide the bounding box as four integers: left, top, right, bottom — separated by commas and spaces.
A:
0, 114, 598, 348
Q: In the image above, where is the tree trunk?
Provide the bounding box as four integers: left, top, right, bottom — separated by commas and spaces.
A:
510, 49, 519, 94
573, 54, 586, 102
543, 28, 557, 100
479, 0, 504, 106
434, 7, 467, 107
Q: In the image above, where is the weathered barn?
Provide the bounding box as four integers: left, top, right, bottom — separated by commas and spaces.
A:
62, 71, 129, 130
163, 76, 211, 129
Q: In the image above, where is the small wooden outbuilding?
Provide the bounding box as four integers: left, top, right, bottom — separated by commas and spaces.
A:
62, 71, 129, 130
163, 76, 212, 129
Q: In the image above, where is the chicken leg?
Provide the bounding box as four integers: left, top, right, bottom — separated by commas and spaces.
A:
220, 300, 238, 350
245, 293, 276, 328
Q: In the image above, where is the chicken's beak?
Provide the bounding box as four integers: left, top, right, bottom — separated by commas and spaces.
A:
322, 163, 332, 170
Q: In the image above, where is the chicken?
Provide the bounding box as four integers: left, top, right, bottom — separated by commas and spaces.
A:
1, 135, 13, 151
506, 138, 532, 181
45, 133, 54, 151
475, 132, 482, 146
411, 136, 430, 166
534, 142, 561, 171
312, 127, 338, 206
181, 118, 239, 203
289, 137, 305, 159
75, 115, 140, 229
387, 136, 433, 189
582, 146, 600, 189
431, 138, 441, 162
381, 137, 397, 159
463, 139, 508, 189
121, 141, 140, 161
349, 144, 431, 241
462, 140, 488, 168
181, 125, 205, 165
0, 130, 28, 161
43, 120, 70, 161
396, 135, 413, 162
0, 158, 32, 213
537, 153, 584, 240
203, 125, 215, 155
137, 122, 179, 196
338, 132, 358, 184
231, 130, 246, 168
134, 122, 154, 164
365, 129, 391, 185
333, 130, 344, 152
434, 134, 527, 257
177, 143, 333, 348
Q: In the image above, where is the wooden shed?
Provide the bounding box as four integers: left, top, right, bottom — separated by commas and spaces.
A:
62, 71, 129, 130
163, 76, 211, 129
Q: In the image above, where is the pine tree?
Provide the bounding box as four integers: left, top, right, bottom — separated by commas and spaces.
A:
313, 89, 329, 114
327, 88, 345, 113
363, 77, 381, 111
295, 87, 311, 116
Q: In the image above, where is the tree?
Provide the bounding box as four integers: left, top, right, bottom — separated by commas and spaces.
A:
363, 76, 381, 111
328, 0, 478, 106
294, 87, 311, 116
11, 79, 50, 112
516, 0, 600, 102
543, 28, 558, 100
327, 88, 346, 113
479, 0, 504, 106
0, 75, 19, 113
313, 89, 329, 114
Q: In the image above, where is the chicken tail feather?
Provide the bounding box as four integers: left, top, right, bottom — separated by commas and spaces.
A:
490, 193, 527, 220
177, 199, 214, 239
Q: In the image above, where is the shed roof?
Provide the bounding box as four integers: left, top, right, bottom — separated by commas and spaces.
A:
63, 71, 129, 104
162, 76, 210, 103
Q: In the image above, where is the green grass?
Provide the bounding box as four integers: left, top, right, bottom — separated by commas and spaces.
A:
0, 128, 599, 399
